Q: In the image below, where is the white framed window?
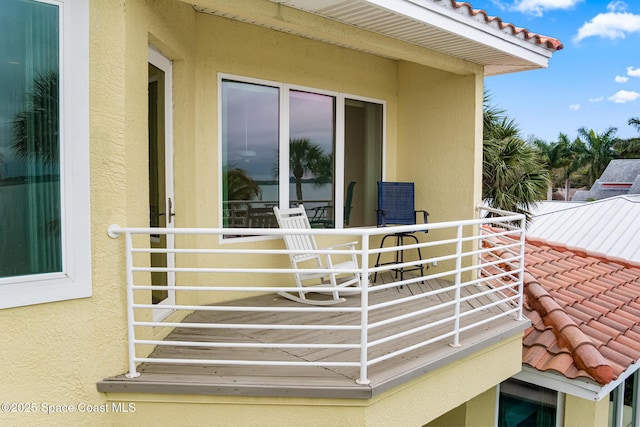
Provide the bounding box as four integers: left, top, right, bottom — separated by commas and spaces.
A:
218, 74, 384, 239
0, 0, 91, 308
497, 379, 563, 427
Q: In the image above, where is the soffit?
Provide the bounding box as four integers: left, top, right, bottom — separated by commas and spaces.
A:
193, 0, 562, 76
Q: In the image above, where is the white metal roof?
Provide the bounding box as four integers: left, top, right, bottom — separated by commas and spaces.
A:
193, 0, 562, 76
527, 195, 640, 264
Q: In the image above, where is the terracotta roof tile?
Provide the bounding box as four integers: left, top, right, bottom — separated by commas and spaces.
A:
523, 345, 551, 366
560, 286, 592, 301
612, 307, 640, 323
600, 346, 633, 372
578, 323, 613, 347
598, 316, 632, 334
450, 1, 563, 51
548, 290, 575, 308
606, 311, 637, 330
564, 305, 596, 326
607, 339, 640, 360
600, 292, 629, 309
614, 335, 640, 354
485, 233, 640, 386
575, 282, 609, 297
586, 319, 622, 338
580, 300, 613, 318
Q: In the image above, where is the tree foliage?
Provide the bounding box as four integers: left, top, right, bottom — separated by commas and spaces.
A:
224, 166, 262, 201
12, 71, 59, 165
482, 93, 549, 223
288, 138, 332, 201
573, 126, 619, 187
533, 133, 578, 200
614, 117, 640, 158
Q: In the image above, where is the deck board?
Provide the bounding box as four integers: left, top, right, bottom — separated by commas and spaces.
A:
98, 273, 529, 398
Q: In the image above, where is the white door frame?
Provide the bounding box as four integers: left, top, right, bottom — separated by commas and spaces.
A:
148, 46, 175, 321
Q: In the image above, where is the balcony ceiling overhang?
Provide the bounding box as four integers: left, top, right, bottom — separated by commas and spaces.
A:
192, 0, 563, 76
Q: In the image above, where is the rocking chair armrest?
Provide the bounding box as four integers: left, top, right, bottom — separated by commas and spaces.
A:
325, 241, 359, 250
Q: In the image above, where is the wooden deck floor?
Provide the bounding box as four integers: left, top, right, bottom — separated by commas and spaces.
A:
98, 274, 529, 399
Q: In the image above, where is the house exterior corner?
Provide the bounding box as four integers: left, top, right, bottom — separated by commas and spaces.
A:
0, 0, 561, 425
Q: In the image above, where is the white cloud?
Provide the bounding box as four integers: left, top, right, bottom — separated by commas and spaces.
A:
608, 90, 640, 103
628, 66, 640, 77
607, 1, 627, 12
615, 75, 629, 83
574, 2, 640, 42
569, 104, 581, 110
513, 0, 583, 17
589, 97, 604, 102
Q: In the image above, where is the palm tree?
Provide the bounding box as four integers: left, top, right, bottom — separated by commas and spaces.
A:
573, 127, 618, 186
482, 93, 549, 223
289, 138, 331, 201
224, 166, 262, 201
12, 71, 59, 165
613, 118, 640, 158
483, 137, 549, 223
483, 91, 507, 138
533, 134, 576, 200
223, 166, 262, 227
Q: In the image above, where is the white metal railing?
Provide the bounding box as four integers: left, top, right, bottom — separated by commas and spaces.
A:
108, 205, 526, 385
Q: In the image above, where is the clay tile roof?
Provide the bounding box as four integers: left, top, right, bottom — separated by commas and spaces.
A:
520, 238, 640, 385
449, 1, 563, 51
484, 232, 640, 386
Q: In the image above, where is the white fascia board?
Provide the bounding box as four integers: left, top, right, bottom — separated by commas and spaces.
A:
513, 368, 603, 401
361, 0, 553, 66
514, 363, 640, 401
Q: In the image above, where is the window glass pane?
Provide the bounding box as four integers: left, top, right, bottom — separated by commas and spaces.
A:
0, 0, 61, 278
221, 80, 279, 230
499, 379, 557, 427
289, 90, 335, 227
344, 99, 382, 227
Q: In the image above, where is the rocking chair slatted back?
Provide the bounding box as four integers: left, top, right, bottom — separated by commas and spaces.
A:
273, 204, 361, 305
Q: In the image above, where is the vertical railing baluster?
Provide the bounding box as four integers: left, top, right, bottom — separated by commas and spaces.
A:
450, 224, 463, 348
516, 216, 526, 321
356, 234, 370, 385
124, 231, 141, 378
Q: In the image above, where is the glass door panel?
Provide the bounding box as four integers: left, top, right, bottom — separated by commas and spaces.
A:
344, 99, 382, 227
148, 48, 175, 320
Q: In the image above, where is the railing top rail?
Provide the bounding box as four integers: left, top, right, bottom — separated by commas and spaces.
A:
108, 209, 524, 239
476, 204, 526, 221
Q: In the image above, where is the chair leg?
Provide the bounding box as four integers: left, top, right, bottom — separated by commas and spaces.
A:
403, 233, 425, 284
374, 233, 426, 286
373, 234, 395, 283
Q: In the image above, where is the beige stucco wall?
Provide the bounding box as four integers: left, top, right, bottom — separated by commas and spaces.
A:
0, 0, 492, 425
427, 387, 498, 427
563, 393, 610, 427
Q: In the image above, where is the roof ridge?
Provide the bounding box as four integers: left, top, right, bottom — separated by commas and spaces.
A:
523, 273, 615, 385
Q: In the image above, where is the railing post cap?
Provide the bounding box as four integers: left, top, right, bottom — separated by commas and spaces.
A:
108, 224, 122, 239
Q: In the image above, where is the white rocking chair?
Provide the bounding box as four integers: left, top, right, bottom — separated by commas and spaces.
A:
273, 205, 361, 305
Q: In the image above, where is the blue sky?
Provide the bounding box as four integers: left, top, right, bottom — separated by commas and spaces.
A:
469, 0, 640, 142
